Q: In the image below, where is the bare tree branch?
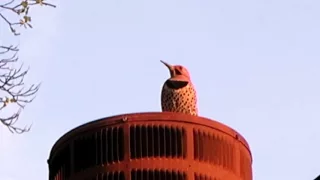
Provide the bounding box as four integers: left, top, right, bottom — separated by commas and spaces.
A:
0, 0, 55, 133
0, 0, 56, 35
0, 46, 40, 133
0, 45, 19, 54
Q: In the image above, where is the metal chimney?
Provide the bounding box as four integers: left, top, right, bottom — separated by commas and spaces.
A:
48, 112, 252, 180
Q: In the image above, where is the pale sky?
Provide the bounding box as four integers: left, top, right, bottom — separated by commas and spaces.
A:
1, 0, 320, 179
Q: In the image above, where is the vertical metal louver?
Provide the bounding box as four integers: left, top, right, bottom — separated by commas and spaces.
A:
193, 129, 236, 173
95, 127, 124, 165
194, 173, 219, 180
85, 171, 125, 180
49, 145, 70, 180
131, 169, 186, 180
74, 127, 124, 173
130, 125, 186, 159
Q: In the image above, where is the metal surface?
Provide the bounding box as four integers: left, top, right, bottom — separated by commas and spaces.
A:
48, 112, 252, 180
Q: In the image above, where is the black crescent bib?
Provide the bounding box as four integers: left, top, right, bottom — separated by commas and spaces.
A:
165, 80, 189, 89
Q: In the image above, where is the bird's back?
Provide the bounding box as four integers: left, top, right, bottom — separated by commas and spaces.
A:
161, 82, 198, 116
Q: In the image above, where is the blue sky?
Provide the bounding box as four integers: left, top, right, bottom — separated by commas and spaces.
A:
1, 0, 320, 179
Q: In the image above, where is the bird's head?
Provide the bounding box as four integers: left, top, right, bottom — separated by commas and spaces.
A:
160, 60, 191, 82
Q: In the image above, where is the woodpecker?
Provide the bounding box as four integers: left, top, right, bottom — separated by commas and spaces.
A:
160, 60, 198, 116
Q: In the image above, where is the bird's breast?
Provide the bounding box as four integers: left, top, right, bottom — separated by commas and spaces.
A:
161, 81, 198, 115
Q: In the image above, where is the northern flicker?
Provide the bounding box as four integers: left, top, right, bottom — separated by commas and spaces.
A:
160, 60, 198, 116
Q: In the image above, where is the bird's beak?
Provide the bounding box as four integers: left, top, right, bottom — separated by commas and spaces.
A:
160, 60, 173, 71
